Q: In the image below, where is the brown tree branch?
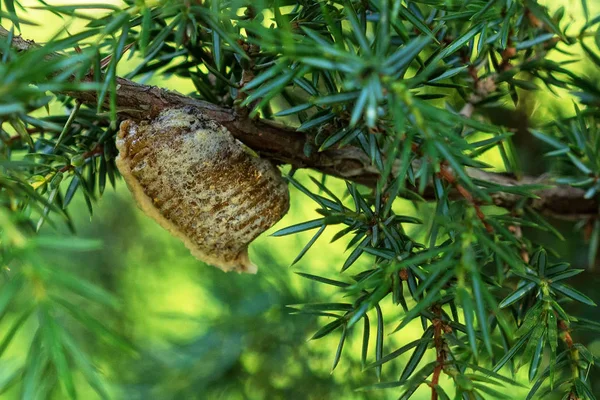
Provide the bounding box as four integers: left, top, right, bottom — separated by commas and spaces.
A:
1, 26, 598, 218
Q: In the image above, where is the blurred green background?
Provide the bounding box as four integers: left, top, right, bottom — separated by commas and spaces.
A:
2, 1, 600, 399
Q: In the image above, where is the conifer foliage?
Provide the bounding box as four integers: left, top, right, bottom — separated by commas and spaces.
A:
1, 0, 600, 399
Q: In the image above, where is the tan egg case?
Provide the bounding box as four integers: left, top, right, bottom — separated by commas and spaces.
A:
115, 107, 289, 273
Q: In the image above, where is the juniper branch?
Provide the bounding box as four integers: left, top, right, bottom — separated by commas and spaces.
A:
1, 26, 596, 219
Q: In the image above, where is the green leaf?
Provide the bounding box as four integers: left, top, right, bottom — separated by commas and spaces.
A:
375, 304, 384, 381
399, 327, 434, 381
493, 331, 532, 372
361, 314, 370, 369
32, 236, 102, 251
588, 219, 600, 269
0, 308, 33, 359
314, 91, 361, 105
515, 33, 556, 50
472, 383, 511, 399
0, 363, 22, 397
434, 141, 488, 201
582, 0, 590, 22
526, 359, 569, 400
139, 6, 151, 53
574, 378, 597, 400
566, 152, 592, 174
415, 24, 483, 82
271, 219, 325, 237
53, 297, 135, 354
456, 362, 524, 386
0, 275, 25, 321
366, 337, 430, 369
434, 385, 450, 400
393, 270, 452, 332
292, 225, 326, 265
472, 273, 493, 356
343, 1, 371, 54
398, 5, 438, 43
341, 236, 369, 272
331, 325, 347, 373
521, 323, 545, 367
499, 282, 536, 308
373, 0, 390, 54
42, 267, 119, 309
211, 22, 222, 71
530, 129, 567, 150
298, 112, 336, 132
274, 102, 313, 117
4, 0, 19, 29
39, 307, 76, 399
61, 331, 110, 400
196, 8, 247, 57
22, 332, 47, 400
429, 65, 469, 83
244, 63, 289, 90
311, 318, 345, 340
384, 35, 431, 74
295, 273, 350, 288
359, 362, 437, 391
458, 287, 478, 358
319, 127, 360, 151
548, 269, 584, 282
347, 302, 370, 328
516, 303, 544, 337
349, 88, 369, 127
524, 0, 565, 40
293, 303, 354, 312
551, 282, 597, 306
243, 67, 306, 108
528, 334, 544, 381
547, 311, 558, 353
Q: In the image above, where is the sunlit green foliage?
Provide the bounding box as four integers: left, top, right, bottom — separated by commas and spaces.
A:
1, 0, 600, 399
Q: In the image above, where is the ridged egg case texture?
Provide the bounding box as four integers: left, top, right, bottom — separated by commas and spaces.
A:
115, 107, 290, 273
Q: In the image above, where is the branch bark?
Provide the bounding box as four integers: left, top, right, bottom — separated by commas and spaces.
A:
1, 26, 597, 218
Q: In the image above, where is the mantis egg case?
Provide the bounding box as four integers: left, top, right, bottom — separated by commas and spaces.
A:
115, 107, 290, 273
